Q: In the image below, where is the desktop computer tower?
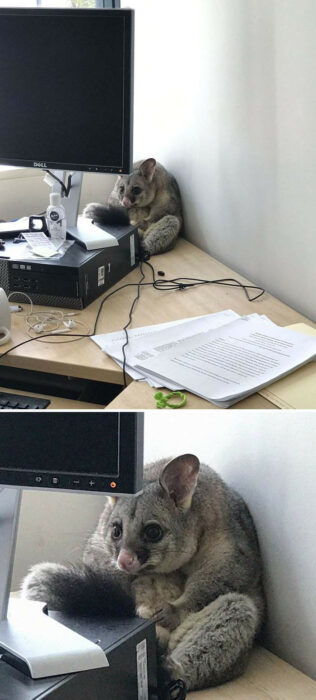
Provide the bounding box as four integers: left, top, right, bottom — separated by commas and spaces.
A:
0, 614, 158, 700
0, 224, 139, 309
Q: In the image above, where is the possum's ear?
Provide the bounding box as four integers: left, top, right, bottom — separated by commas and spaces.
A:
139, 158, 156, 182
159, 454, 200, 510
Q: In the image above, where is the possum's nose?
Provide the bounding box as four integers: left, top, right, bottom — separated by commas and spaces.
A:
117, 549, 140, 573
122, 196, 134, 208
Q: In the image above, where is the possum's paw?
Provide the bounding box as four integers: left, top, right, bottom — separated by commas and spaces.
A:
155, 625, 171, 650
21, 562, 68, 608
152, 603, 180, 632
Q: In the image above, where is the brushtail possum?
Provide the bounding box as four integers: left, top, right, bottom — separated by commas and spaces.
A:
23, 455, 264, 692
83, 158, 183, 255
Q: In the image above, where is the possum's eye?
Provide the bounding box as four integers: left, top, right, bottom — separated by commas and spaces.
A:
111, 522, 122, 540
119, 185, 125, 194
132, 186, 142, 196
143, 523, 163, 542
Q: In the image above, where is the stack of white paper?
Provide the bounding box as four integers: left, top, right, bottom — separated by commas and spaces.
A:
92, 312, 316, 406
92, 310, 240, 388
135, 315, 316, 406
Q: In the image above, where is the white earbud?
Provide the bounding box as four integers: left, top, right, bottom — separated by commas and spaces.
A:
34, 323, 44, 333
63, 319, 76, 329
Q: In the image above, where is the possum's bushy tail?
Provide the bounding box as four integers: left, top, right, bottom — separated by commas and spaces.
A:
56, 563, 136, 615
23, 562, 135, 617
84, 203, 130, 226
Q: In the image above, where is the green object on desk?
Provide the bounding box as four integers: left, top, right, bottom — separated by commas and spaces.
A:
154, 391, 186, 409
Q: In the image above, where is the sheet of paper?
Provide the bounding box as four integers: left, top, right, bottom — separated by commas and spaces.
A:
135, 315, 316, 404
110, 359, 162, 386
92, 315, 209, 387
124, 310, 240, 388
8, 239, 74, 261
22, 232, 58, 257
93, 310, 239, 360
92, 310, 240, 387
110, 358, 179, 388
259, 322, 316, 408
127, 310, 241, 363
93, 314, 220, 350
92, 316, 199, 387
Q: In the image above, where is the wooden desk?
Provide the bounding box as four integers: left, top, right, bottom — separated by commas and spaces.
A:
187, 646, 316, 699
2, 239, 314, 408
106, 380, 276, 410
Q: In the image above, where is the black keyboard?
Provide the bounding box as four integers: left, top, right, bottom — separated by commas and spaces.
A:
0, 391, 50, 409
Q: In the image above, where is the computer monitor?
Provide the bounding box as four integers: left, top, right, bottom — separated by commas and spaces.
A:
0, 411, 144, 679
0, 7, 133, 174
0, 412, 143, 495
0, 7, 134, 242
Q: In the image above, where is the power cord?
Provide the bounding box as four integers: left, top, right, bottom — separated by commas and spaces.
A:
165, 679, 187, 699
143, 258, 265, 301
8, 292, 90, 343
43, 169, 73, 198
121, 260, 146, 386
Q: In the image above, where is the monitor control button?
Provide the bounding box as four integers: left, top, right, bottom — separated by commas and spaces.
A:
50, 476, 60, 486
88, 479, 97, 488
34, 476, 43, 484
71, 478, 82, 488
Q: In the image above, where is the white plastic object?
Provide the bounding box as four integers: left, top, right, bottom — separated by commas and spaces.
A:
68, 216, 118, 250
0, 288, 11, 345
0, 598, 108, 679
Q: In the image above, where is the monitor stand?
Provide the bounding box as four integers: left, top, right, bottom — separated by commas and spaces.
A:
0, 487, 108, 679
52, 170, 117, 250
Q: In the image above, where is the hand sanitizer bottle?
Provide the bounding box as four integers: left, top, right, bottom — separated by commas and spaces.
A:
46, 192, 67, 246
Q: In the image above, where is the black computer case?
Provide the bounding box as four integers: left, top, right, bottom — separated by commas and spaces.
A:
0, 614, 158, 700
0, 224, 139, 309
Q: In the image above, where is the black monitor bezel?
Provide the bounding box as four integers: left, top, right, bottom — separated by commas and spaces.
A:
0, 413, 144, 495
0, 7, 134, 175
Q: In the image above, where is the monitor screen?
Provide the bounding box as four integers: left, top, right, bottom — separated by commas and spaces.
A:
0, 412, 143, 495
0, 8, 133, 174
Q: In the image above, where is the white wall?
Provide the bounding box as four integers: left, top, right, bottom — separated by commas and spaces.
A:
12, 411, 316, 680
12, 490, 105, 590
122, 0, 316, 321
0, 169, 115, 221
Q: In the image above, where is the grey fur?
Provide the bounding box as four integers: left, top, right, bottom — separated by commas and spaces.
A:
83, 158, 183, 255
22, 455, 264, 691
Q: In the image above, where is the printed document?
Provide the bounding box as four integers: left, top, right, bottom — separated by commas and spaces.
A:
135, 315, 316, 406
92, 310, 240, 387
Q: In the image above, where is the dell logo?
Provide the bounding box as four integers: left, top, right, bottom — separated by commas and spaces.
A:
33, 161, 47, 168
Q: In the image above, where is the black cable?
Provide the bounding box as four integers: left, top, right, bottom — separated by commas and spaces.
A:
165, 679, 187, 699
121, 261, 146, 387
143, 260, 265, 301
1, 259, 265, 380
92, 279, 145, 335
43, 170, 73, 197
0, 333, 92, 363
